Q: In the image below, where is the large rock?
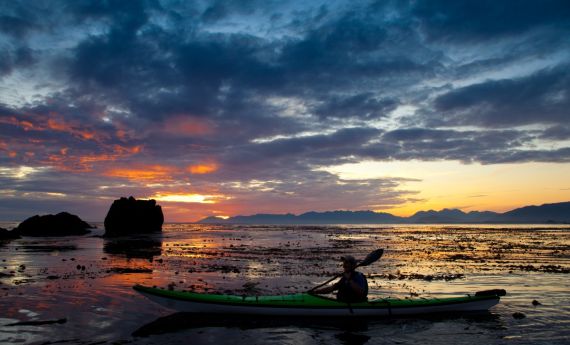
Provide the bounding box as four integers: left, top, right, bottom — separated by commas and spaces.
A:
15, 212, 92, 236
104, 196, 164, 236
0, 227, 21, 240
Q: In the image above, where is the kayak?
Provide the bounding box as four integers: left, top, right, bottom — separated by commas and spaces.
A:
133, 285, 505, 317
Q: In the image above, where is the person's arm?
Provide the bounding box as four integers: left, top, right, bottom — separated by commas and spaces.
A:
310, 280, 340, 295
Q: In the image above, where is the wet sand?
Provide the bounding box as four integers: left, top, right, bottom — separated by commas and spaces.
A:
1, 223, 569, 344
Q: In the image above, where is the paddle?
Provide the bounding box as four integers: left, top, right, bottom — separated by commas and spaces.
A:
308, 248, 384, 293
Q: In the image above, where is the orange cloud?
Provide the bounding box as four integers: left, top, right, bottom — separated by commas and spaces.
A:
116, 129, 127, 140
104, 165, 178, 181
113, 144, 142, 155
46, 118, 68, 131
163, 116, 213, 136
21, 121, 35, 131
44, 152, 117, 172
79, 154, 120, 164
1, 113, 148, 173
1, 114, 99, 141
187, 162, 218, 174
47, 118, 96, 141
0, 116, 40, 131
0, 140, 11, 157
44, 147, 142, 172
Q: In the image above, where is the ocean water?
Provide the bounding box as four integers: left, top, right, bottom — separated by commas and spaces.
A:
0, 223, 569, 344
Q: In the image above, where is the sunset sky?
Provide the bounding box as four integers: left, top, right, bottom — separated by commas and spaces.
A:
1, 1, 569, 222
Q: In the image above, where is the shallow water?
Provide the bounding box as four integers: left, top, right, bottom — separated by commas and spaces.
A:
1, 224, 569, 344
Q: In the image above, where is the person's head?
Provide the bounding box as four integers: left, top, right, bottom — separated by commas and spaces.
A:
341, 255, 357, 272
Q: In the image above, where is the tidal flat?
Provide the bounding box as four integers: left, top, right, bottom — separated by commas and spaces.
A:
1, 223, 569, 344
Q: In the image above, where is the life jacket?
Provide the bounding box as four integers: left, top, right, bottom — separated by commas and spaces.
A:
336, 271, 368, 303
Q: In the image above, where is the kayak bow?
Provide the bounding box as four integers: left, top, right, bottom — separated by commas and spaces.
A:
133, 285, 505, 317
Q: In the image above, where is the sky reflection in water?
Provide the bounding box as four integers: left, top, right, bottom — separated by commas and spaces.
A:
0, 224, 569, 344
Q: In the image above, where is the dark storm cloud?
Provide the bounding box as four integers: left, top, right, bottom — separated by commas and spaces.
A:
1, 0, 569, 220
0, 0, 47, 40
476, 147, 570, 164
411, 0, 570, 42
201, 0, 265, 23
373, 128, 570, 164
541, 126, 570, 141
433, 65, 570, 127
67, 3, 164, 91
56, 0, 435, 137
0, 46, 36, 76
224, 127, 382, 166
67, 0, 152, 21
178, 127, 386, 186
314, 94, 399, 120
0, 15, 36, 39
3, 0, 568, 159
277, 12, 433, 93
58, 0, 431, 163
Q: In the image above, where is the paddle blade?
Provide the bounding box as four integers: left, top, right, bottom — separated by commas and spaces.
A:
357, 249, 384, 267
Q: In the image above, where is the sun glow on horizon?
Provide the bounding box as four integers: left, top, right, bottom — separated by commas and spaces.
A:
321, 160, 570, 216
150, 193, 229, 204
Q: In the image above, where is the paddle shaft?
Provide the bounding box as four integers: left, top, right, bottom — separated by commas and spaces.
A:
308, 249, 383, 293
308, 263, 362, 292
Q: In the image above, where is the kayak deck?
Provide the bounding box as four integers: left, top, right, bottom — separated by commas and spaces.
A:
134, 285, 505, 316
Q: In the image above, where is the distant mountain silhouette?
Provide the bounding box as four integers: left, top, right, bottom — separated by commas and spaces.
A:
200, 211, 403, 225
500, 202, 570, 223
198, 201, 570, 224
409, 209, 501, 223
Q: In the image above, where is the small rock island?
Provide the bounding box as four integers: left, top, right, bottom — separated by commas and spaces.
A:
14, 212, 93, 236
0, 227, 21, 240
104, 196, 164, 237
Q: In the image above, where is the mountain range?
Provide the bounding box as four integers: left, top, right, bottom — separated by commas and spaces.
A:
198, 202, 570, 224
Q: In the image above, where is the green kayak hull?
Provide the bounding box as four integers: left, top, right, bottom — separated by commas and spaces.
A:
134, 285, 504, 316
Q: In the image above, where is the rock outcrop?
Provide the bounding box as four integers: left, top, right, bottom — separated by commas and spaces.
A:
104, 196, 164, 236
0, 227, 21, 240
14, 212, 93, 236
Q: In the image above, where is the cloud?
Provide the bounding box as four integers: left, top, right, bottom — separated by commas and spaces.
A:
314, 93, 399, 120
432, 65, 570, 127
215, 170, 419, 216
221, 127, 382, 172
0, 47, 36, 76
187, 163, 218, 175
0, 0, 569, 220
411, 0, 570, 42
0, 12, 37, 39
540, 126, 570, 141
103, 165, 180, 182
372, 128, 570, 164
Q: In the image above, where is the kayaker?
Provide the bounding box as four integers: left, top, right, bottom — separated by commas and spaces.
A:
311, 255, 368, 302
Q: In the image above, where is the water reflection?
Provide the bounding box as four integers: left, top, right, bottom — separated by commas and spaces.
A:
132, 311, 502, 345
133, 312, 370, 339
1, 224, 568, 345
103, 235, 163, 260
